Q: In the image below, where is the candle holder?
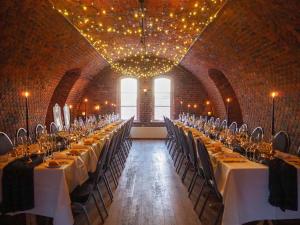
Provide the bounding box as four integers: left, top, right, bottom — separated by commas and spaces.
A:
270, 91, 278, 136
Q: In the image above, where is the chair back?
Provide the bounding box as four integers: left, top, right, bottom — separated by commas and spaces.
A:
272, 131, 290, 153
0, 132, 13, 155
239, 124, 248, 133
50, 122, 58, 134
179, 128, 190, 157
16, 127, 27, 145
250, 127, 264, 142
94, 139, 110, 184
35, 124, 44, 137
220, 120, 227, 129
187, 131, 198, 168
197, 139, 222, 200
16, 127, 27, 139
214, 118, 221, 127
228, 122, 237, 134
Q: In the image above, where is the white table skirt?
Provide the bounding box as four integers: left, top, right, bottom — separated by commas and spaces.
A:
215, 160, 300, 225
0, 130, 113, 225
184, 125, 300, 225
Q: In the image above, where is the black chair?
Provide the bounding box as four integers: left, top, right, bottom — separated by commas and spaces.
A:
250, 127, 264, 142
16, 127, 27, 145
272, 131, 290, 153
50, 122, 58, 134
0, 132, 13, 155
238, 124, 248, 133
214, 118, 221, 127
220, 120, 227, 130
228, 122, 237, 134
71, 138, 114, 224
195, 139, 224, 224
35, 124, 44, 137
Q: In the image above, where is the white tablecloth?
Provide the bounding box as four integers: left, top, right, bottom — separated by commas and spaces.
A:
0, 122, 121, 225
183, 125, 300, 225
215, 160, 300, 225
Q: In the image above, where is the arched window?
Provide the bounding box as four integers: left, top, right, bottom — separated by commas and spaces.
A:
154, 77, 171, 120
120, 77, 137, 119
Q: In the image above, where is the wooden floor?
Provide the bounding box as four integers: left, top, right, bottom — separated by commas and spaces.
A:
103, 140, 202, 225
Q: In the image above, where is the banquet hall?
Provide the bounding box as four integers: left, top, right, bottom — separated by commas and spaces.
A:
0, 0, 300, 225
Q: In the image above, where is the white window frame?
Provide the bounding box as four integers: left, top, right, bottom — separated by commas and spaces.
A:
153, 77, 172, 121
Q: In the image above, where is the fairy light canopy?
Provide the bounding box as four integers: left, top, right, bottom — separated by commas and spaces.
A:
50, 0, 226, 78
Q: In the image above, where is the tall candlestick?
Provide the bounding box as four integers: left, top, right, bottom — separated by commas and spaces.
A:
84, 98, 88, 121
69, 105, 73, 125
23, 91, 30, 139
180, 100, 183, 115
270, 92, 278, 136
226, 98, 231, 122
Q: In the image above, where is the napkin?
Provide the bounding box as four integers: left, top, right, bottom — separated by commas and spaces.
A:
268, 158, 298, 211
71, 144, 89, 150
1, 155, 43, 213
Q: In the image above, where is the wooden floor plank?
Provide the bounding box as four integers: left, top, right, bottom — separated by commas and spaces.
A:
103, 140, 202, 225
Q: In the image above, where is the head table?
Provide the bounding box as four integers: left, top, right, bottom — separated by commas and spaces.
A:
179, 123, 300, 225
0, 121, 124, 225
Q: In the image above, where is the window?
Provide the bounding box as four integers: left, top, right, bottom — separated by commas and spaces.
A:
120, 78, 137, 119
154, 77, 171, 120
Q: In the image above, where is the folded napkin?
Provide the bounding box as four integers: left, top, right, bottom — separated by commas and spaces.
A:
52, 152, 75, 160
71, 144, 89, 150
1, 155, 43, 213
268, 158, 298, 211
84, 138, 94, 145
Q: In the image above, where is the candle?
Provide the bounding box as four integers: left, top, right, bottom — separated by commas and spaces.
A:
187, 104, 191, 114
226, 98, 231, 122
270, 91, 278, 136
84, 98, 88, 121
206, 100, 213, 116
23, 91, 30, 139
180, 100, 183, 114
69, 105, 73, 124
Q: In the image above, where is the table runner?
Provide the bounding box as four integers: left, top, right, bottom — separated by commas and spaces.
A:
1, 154, 43, 213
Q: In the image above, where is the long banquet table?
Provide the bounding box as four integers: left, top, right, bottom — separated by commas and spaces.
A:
179, 123, 300, 225
0, 121, 123, 225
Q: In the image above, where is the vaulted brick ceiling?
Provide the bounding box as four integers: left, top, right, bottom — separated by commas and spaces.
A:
0, 0, 300, 151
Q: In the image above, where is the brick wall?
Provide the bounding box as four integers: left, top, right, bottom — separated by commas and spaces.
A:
0, 0, 107, 137
78, 66, 210, 124
182, 0, 300, 152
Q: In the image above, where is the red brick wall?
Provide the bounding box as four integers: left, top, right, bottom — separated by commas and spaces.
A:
0, 0, 107, 137
79, 66, 210, 123
182, 0, 300, 152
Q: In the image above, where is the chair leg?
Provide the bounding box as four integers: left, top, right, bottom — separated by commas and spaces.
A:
104, 174, 114, 201
109, 167, 118, 187
92, 193, 104, 223
82, 205, 92, 225
194, 180, 205, 209
188, 174, 198, 197
176, 154, 184, 172
198, 192, 210, 219
96, 184, 109, 216
181, 163, 190, 183
214, 204, 224, 225
188, 171, 197, 192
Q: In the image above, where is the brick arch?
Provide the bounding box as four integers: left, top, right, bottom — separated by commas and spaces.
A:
208, 68, 243, 124
45, 68, 81, 127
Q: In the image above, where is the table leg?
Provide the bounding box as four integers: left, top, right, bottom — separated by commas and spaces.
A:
25, 214, 37, 225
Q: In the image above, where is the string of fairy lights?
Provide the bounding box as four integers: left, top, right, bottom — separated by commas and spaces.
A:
50, 0, 226, 78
